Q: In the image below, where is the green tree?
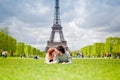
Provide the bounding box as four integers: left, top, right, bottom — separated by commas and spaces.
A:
0, 32, 16, 56
70, 51, 76, 57
105, 37, 113, 53
24, 45, 32, 57
86, 45, 93, 57
16, 42, 25, 56
0, 26, 9, 35
39, 51, 45, 57
105, 37, 120, 58
92, 43, 105, 57
81, 47, 87, 57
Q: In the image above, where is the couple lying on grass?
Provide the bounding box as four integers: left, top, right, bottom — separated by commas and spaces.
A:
45, 45, 72, 64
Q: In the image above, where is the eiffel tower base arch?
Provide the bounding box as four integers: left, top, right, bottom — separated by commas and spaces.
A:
45, 41, 69, 52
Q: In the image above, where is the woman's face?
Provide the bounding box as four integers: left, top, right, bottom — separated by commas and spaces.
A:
54, 49, 59, 55
52, 50, 56, 55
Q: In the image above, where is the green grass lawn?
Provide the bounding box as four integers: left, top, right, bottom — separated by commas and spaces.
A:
0, 57, 120, 80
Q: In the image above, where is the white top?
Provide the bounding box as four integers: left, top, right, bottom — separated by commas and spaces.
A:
44, 53, 57, 64
45, 52, 72, 64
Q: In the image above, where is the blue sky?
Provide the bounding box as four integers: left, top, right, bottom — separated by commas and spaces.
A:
0, 0, 120, 51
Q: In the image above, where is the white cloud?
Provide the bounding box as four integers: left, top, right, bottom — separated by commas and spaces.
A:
25, 2, 50, 16
0, 0, 120, 51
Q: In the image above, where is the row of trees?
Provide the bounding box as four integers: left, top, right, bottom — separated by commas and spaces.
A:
16, 42, 45, 57
0, 31, 45, 57
71, 37, 120, 58
0, 31, 16, 56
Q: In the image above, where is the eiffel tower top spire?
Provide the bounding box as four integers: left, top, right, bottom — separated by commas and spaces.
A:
54, 0, 61, 25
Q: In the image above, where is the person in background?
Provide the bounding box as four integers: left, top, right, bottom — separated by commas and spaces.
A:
45, 48, 57, 64
2, 50, 7, 58
34, 55, 39, 59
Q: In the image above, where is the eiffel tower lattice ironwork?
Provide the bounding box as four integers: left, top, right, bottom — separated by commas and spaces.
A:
45, 0, 69, 52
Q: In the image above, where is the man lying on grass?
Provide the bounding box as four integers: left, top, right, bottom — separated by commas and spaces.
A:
45, 46, 72, 64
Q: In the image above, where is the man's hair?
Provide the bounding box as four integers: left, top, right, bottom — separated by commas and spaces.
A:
56, 46, 65, 54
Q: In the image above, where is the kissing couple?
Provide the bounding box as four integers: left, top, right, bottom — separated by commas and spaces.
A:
45, 45, 72, 64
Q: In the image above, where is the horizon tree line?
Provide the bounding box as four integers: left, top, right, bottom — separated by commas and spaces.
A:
71, 37, 120, 58
0, 29, 45, 57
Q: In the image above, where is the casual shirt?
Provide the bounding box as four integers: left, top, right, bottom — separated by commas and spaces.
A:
55, 52, 72, 63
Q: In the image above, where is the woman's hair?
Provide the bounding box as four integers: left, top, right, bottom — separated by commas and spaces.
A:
56, 46, 65, 54
47, 48, 55, 60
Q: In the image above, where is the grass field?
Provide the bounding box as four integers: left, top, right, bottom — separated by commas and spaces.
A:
0, 57, 120, 80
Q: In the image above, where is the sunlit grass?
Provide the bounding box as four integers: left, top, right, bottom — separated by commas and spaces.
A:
0, 57, 120, 80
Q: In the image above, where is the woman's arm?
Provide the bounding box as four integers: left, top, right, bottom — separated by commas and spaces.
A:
45, 53, 50, 64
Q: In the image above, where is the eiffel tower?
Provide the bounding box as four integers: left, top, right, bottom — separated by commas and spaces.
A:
45, 0, 69, 52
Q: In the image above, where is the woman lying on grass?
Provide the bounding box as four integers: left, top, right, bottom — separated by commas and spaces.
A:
45, 46, 72, 64
45, 48, 57, 64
